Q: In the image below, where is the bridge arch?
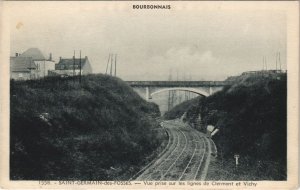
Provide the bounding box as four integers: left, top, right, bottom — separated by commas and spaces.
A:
149, 87, 209, 99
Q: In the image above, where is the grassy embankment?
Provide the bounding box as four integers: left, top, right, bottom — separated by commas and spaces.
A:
163, 97, 202, 121
10, 74, 165, 180
164, 72, 287, 180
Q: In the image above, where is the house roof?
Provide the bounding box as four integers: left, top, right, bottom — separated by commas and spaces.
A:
20, 48, 45, 60
57, 57, 88, 66
10, 57, 37, 72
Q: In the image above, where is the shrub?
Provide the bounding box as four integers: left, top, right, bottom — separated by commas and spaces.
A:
10, 74, 162, 180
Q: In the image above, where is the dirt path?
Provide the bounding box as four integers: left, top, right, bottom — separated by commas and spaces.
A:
135, 120, 212, 181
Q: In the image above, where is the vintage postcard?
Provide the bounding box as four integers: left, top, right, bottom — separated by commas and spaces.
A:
0, 1, 299, 189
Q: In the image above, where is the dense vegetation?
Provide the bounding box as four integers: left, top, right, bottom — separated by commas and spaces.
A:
167, 72, 287, 180
163, 97, 202, 120
10, 74, 163, 180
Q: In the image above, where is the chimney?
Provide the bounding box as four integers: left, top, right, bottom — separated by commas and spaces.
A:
15, 53, 18, 57
59, 57, 62, 61
49, 53, 52, 61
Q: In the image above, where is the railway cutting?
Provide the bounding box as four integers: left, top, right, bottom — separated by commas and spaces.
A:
134, 120, 212, 181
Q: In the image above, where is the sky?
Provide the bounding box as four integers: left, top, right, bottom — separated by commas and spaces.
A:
7, 2, 287, 81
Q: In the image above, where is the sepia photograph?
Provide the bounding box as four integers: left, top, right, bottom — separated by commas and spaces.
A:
0, 1, 299, 189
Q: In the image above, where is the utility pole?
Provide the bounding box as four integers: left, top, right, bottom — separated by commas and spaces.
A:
44, 59, 45, 78
110, 53, 113, 75
276, 52, 278, 70
188, 74, 192, 99
79, 50, 82, 83
263, 56, 266, 70
183, 72, 188, 101
106, 54, 111, 74
114, 54, 117, 76
278, 52, 281, 71
73, 50, 75, 77
168, 70, 172, 111
175, 70, 179, 104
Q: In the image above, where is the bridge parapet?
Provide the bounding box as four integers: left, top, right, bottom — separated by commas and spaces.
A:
126, 80, 231, 100
126, 81, 232, 87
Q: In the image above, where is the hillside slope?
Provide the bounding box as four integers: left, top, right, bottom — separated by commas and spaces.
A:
10, 74, 163, 180
167, 72, 287, 180
163, 97, 202, 120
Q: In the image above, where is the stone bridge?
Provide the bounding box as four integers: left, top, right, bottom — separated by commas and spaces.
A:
126, 81, 232, 100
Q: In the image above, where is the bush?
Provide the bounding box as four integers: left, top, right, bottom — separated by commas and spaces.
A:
166, 73, 287, 180
164, 97, 202, 120
10, 74, 162, 180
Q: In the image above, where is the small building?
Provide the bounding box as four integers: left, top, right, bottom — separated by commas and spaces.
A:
10, 56, 37, 80
50, 56, 92, 77
20, 48, 55, 78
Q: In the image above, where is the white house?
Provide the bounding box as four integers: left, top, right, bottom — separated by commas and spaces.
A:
49, 56, 92, 77
10, 56, 38, 80
19, 48, 55, 78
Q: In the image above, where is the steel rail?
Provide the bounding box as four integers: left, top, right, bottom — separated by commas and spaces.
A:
130, 127, 171, 180
178, 139, 198, 181
142, 127, 180, 180
199, 137, 212, 180
193, 137, 207, 180
160, 127, 188, 180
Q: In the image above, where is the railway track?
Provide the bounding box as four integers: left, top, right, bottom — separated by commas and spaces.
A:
134, 120, 212, 181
